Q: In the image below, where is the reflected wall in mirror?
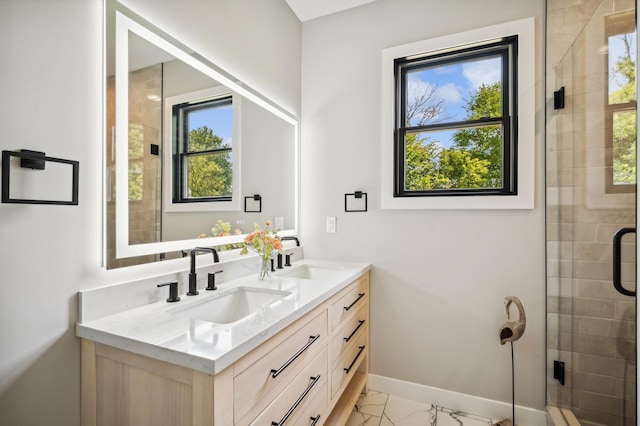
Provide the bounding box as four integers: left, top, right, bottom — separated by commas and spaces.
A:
106, 1, 298, 269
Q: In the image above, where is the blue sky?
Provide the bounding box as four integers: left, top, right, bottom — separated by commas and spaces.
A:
188, 103, 234, 146
407, 55, 501, 124
608, 32, 637, 96
406, 55, 501, 148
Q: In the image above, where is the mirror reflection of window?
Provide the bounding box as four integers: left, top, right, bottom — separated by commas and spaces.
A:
605, 10, 637, 192
172, 96, 234, 202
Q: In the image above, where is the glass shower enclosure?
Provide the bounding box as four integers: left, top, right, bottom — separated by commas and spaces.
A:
546, 0, 637, 424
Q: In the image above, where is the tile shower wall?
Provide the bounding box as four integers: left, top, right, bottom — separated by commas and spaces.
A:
546, 0, 636, 425
106, 64, 162, 268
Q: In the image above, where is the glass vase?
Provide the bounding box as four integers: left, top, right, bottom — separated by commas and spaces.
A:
258, 255, 271, 281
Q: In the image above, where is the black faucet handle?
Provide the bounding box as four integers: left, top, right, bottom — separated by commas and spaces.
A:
206, 270, 223, 291
277, 253, 284, 269
157, 281, 180, 302
285, 253, 293, 267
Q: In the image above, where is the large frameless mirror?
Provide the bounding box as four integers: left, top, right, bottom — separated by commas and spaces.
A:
105, 1, 298, 269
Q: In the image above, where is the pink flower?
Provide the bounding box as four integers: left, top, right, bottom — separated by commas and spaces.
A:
273, 236, 283, 250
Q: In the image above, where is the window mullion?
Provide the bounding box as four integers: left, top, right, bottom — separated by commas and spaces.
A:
402, 116, 506, 134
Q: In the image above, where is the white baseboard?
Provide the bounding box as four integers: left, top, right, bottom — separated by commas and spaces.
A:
369, 374, 546, 426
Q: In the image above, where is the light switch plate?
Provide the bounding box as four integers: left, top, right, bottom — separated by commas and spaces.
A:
326, 216, 337, 233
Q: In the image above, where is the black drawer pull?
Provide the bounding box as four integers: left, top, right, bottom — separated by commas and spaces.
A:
344, 345, 365, 374
343, 293, 365, 311
271, 375, 321, 426
344, 320, 365, 343
310, 414, 321, 426
270, 334, 320, 378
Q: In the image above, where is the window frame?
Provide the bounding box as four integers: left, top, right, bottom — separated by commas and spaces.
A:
394, 36, 518, 197
604, 10, 637, 194
172, 95, 234, 203
163, 86, 242, 213
380, 17, 536, 210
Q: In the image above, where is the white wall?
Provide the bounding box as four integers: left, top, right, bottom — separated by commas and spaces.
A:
0, 0, 300, 424
300, 0, 546, 410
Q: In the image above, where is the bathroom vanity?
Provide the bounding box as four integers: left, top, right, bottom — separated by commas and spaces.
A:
77, 260, 370, 425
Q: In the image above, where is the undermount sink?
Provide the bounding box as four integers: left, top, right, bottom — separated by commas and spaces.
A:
278, 264, 342, 280
169, 286, 291, 324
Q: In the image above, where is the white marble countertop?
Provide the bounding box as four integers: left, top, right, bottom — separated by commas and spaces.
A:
76, 259, 371, 375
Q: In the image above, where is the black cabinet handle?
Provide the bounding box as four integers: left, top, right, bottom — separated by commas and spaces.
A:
343, 293, 365, 311
613, 227, 636, 297
344, 345, 365, 374
271, 375, 321, 426
310, 414, 321, 426
344, 320, 365, 343
270, 334, 320, 378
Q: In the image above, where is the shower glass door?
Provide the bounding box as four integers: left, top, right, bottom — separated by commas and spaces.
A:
546, 0, 637, 424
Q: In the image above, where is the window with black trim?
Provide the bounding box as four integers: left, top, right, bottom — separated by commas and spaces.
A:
605, 11, 636, 193
394, 36, 518, 197
172, 95, 233, 203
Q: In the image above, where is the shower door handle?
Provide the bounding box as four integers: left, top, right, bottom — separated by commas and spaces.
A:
613, 227, 636, 297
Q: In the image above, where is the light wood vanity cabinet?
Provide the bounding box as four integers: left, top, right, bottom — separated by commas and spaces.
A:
81, 271, 369, 426
233, 309, 328, 425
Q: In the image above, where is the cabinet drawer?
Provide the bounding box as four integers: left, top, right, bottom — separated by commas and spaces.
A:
235, 310, 328, 423
329, 274, 368, 331
331, 330, 367, 398
250, 346, 328, 426
329, 302, 368, 365
282, 381, 327, 426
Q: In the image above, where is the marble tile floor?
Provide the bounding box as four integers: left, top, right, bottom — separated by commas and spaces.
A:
346, 390, 502, 426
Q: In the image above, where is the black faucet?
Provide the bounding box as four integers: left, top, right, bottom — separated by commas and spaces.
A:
188, 247, 219, 296
157, 281, 180, 302
281, 236, 300, 246
278, 237, 299, 269
206, 270, 223, 291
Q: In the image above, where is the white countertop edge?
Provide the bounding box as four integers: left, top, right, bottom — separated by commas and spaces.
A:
76, 259, 371, 375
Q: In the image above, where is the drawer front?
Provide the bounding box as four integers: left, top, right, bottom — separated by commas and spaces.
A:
250, 346, 328, 426
329, 302, 368, 365
330, 329, 367, 398
283, 381, 327, 426
329, 274, 369, 331
235, 310, 328, 422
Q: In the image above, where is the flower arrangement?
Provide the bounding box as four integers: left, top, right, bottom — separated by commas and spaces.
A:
241, 221, 283, 280
198, 220, 244, 251
211, 219, 236, 237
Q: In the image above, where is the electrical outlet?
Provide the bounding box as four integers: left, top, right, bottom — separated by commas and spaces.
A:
326, 216, 337, 233
275, 216, 284, 230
